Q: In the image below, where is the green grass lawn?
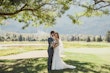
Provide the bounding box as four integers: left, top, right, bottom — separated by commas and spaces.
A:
0, 46, 47, 56
0, 52, 110, 73
0, 41, 110, 56
0, 41, 110, 48
0, 41, 110, 73
63, 41, 110, 48
0, 41, 47, 44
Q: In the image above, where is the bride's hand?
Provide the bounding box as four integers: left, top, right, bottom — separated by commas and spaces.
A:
51, 42, 55, 48
53, 43, 59, 48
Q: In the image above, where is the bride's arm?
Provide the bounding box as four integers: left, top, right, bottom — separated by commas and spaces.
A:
53, 39, 59, 48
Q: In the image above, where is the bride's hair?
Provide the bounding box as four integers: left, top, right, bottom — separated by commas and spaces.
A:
55, 32, 59, 39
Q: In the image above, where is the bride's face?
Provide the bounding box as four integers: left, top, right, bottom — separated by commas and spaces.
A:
55, 33, 58, 39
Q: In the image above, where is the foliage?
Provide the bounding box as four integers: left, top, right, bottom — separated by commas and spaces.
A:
0, 0, 72, 28
0, 31, 107, 42
97, 35, 103, 42
93, 36, 96, 42
0, 0, 110, 27
87, 36, 91, 42
106, 31, 110, 42
0, 32, 48, 41
68, 0, 110, 24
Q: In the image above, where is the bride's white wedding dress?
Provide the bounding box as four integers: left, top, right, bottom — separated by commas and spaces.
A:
52, 39, 76, 70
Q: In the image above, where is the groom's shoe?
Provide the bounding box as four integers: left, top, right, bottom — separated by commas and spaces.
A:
48, 70, 52, 73
47, 68, 51, 72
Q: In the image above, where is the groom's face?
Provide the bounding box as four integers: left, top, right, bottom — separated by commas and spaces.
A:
51, 33, 55, 37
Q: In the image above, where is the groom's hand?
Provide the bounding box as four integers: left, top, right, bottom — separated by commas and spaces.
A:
53, 43, 58, 48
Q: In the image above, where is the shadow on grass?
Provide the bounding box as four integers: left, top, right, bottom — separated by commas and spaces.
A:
50, 60, 110, 73
0, 58, 110, 73
0, 58, 47, 73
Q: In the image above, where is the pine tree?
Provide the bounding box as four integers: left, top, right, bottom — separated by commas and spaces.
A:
97, 35, 103, 42
19, 35, 22, 41
106, 31, 110, 42
93, 37, 96, 42
87, 36, 91, 42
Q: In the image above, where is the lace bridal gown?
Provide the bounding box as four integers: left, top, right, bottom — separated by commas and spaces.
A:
52, 39, 76, 70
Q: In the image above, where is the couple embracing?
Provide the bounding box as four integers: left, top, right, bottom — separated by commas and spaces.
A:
47, 31, 76, 72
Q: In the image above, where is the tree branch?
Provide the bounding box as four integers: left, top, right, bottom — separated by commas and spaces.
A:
94, 0, 105, 4
0, 4, 27, 15
94, 3, 110, 10
0, 3, 50, 16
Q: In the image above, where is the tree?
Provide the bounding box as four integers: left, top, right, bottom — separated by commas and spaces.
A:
19, 35, 23, 41
106, 31, 110, 42
71, 36, 75, 41
87, 36, 91, 42
77, 36, 80, 41
0, 0, 110, 28
97, 35, 103, 42
68, 0, 110, 24
12, 34, 17, 41
0, 0, 72, 28
93, 37, 96, 42
0, 36, 3, 41
0, 36, 5, 41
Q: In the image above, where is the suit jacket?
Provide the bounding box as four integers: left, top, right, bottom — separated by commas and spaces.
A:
48, 37, 54, 56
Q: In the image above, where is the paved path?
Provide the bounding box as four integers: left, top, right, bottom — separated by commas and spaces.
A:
65, 48, 110, 54
0, 48, 110, 60
0, 44, 47, 47
0, 50, 48, 60
0, 50, 65, 60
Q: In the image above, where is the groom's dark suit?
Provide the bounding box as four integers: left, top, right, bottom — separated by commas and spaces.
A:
47, 37, 54, 71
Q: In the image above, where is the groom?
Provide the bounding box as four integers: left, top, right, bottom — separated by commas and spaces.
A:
47, 31, 55, 71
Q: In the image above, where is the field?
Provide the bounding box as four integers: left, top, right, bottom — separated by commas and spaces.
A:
0, 41, 110, 56
0, 41, 110, 73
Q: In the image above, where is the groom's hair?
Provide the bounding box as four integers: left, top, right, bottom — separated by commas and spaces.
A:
50, 31, 55, 34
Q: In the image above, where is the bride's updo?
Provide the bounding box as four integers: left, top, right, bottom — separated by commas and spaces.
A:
55, 32, 59, 39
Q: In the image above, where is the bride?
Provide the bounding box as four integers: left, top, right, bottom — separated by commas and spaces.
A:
51, 32, 76, 70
